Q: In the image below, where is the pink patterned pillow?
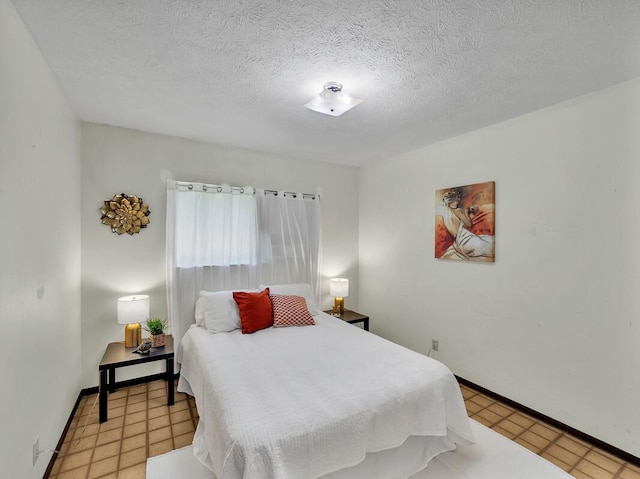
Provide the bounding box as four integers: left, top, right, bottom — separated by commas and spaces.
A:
270, 294, 316, 327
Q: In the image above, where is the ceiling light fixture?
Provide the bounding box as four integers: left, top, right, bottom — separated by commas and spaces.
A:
304, 82, 363, 117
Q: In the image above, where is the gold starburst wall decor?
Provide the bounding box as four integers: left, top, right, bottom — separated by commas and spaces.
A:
100, 193, 150, 235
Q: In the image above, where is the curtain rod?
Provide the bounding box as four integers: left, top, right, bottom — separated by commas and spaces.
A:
173, 182, 318, 199
263, 190, 318, 200
174, 182, 250, 194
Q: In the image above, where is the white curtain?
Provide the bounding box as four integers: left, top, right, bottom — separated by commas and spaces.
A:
171, 185, 257, 268
256, 190, 321, 297
166, 181, 321, 355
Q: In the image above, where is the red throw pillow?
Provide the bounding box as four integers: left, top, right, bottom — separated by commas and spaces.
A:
233, 288, 273, 334
270, 294, 315, 327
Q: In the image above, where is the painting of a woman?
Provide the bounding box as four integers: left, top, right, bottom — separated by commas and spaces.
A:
435, 182, 495, 262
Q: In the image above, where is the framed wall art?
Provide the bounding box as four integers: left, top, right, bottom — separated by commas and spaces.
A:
435, 181, 495, 262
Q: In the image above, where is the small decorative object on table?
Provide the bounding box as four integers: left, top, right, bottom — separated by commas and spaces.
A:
145, 318, 168, 347
133, 339, 152, 355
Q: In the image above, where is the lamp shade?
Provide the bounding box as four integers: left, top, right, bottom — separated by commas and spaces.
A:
117, 295, 150, 325
329, 278, 349, 298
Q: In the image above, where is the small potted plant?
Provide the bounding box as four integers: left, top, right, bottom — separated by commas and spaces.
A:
145, 317, 168, 347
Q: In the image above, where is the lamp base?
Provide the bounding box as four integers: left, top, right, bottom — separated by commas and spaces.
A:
124, 323, 142, 348
333, 297, 345, 315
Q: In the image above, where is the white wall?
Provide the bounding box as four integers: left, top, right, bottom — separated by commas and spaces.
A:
359, 78, 640, 457
80, 123, 359, 387
0, 1, 82, 477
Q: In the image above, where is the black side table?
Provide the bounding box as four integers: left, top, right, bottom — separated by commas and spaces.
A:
98, 335, 174, 423
325, 310, 369, 331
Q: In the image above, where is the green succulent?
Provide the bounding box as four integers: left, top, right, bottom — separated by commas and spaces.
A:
144, 317, 167, 336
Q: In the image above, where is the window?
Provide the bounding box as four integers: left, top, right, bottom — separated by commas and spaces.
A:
170, 185, 257, 268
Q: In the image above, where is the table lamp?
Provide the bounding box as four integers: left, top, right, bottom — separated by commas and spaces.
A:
330, 278, 349, 315
117, 295, 149, 347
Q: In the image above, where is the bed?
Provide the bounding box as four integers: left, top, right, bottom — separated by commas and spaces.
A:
177, 289, 474, 479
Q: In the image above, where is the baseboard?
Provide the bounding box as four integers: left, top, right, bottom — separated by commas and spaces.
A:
43, 373, 180, 479
456, 375, 640, 468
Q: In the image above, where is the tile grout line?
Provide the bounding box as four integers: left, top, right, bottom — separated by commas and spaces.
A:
114, 387, 130, 476
566, 445, 595, 477
145, 383, 151, 466
169, 383, 176, 451
117, 391, 126, 474
544, 431, 584, 473
83, 404, 97, 479
612, 462, 626, 479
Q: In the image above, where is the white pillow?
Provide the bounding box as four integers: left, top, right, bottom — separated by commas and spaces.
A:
195, 289, 257, 333
261, 283, 320, 316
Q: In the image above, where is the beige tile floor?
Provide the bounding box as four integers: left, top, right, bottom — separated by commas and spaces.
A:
460, 384, 640, 479
48, 380, 197, 479
46, 380, 640, 479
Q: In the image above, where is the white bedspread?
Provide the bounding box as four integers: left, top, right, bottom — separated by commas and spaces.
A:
178, 313, 474, 479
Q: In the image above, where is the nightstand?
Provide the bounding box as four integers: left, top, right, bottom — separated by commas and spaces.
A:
98, 335, 174, 423
324, 309, 369, 331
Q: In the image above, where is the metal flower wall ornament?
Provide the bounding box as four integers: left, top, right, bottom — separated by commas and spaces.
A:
100, 193, 150, 235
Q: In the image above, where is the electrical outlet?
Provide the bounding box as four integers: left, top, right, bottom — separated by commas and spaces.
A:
431, 339, 439, 352
32, 437, 39, 466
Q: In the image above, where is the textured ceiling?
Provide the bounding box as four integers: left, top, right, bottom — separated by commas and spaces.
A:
10, 0, 640, 166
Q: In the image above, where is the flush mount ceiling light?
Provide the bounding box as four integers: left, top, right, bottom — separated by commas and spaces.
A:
304, 82, 363, 117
